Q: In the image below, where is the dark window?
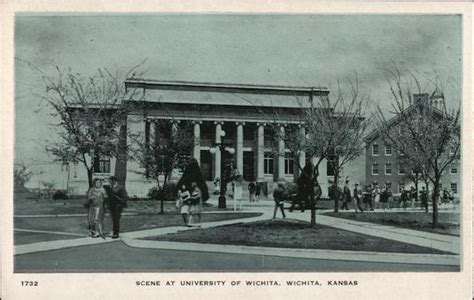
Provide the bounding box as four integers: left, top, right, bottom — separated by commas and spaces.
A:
372, 144, 379, 156
94, 155, 111, 173
284, 153, 294, 175
327, 155, 338, 176
264, 152, 274, 174
372, 162, 379, 175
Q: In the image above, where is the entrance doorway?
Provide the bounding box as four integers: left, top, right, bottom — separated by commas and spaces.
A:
200, 150, 213, 181
243, 151, 255, 181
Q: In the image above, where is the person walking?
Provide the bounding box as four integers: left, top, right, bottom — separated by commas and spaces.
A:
420, 186, 429, 213
87, 178, 107, 239
233, 174, 243, 211
255, 182, 261, 202
188, 182, 203, 227
410, 186, 417, 208
272, 182, 286, 219
329, 180, 343, 213
399, 188, 410, 210
372, 182, 381, 210
353, 182, 364, 212
380, 184, 389, 210
248, 181, 256, 203
106, 176, 128, 239
341, 179, 351, 210
177, 184, 191, 226
363, 184, 374, 211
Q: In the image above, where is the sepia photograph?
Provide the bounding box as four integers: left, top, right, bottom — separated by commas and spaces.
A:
2, 2, 472, 299
13, 13, 463, 273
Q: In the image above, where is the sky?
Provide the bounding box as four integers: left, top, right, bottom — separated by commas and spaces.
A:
14, 13, 462, 168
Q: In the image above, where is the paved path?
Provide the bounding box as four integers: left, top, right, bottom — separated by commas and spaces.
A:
14, 197, 460, 268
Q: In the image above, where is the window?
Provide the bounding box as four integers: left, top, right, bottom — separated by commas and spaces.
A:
450, 163, 458, 174
372, 162, 379, 175
398, 183, 404, 193
385, 163, 392, 175
264, 152, 274, 175
284, 153, 294, 175
398, 164, 406, 175
327, 155, 338, 176
94, 155, 111, 173
451, 183, 458, 194
385, 144, 392, 156
372, 144, 379, 156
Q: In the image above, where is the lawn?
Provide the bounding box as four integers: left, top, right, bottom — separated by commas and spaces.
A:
14, 190, 234, 216
14, 212, 261, 235
323, 212, 460, 236
146, 219, 451, 254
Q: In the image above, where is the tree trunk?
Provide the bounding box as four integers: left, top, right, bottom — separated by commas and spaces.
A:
309, 180, 316, 226
86, 167, 94, 188
432, 178, 440, 228
333, 169, 339, 213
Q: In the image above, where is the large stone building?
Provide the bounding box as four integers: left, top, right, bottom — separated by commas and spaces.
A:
68, 78, 365, 197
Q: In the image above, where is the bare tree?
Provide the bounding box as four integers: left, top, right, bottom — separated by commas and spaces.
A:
25, 61, 146, 188
375, 67, 461, 227
251, 75, 371, 224
14, 163, 33, 190
129, 119, 193, 212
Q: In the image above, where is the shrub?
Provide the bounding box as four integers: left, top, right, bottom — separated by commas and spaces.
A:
147, 182, 177, 201
52, 190, 69, 200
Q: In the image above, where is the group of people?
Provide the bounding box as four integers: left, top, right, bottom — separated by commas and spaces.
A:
86, 176, 128, 239
247, 181, 262, 203
176, 182, 203, 227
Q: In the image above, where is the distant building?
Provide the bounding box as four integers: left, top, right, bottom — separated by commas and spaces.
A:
364, 93, 460, 196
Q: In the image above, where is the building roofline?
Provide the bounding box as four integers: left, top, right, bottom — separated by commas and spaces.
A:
124, 78, 329, 96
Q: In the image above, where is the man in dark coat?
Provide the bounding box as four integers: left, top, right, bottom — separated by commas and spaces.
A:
341, 179, 351, 210
106, 176, 128, 239
272, 182, 286, 219
420, 186, 429, 213
329, 180, 343, 213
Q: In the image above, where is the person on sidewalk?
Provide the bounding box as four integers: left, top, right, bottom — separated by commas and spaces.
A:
372, 182, 381, 210
353, 182, 364, 212
177, 184, 191, 226
255, 182, 261, 202
399, 188, 409, 210
329, 180, 343, 213
248, 181, 256, 203
380, 184, 390, 210
341, 179, 351, 210
189, 181, 203, 227
87, 178, 107, 239
272, 182, 286, 219
420, 186, 429, 213
106, 176, 128, 239
363, 184, 374, 211
410, 186, 417, 208
232, 172, 243, 211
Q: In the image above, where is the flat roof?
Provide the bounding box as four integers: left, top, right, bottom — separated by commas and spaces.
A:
125, 78, 329, 97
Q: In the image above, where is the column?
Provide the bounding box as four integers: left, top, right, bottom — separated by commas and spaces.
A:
257, 123, 265, 181
170, 119, 180, 138
277, 125, 285, 181
193, 121, 201, 164
236, 122, 244, 176
214, 122, 223, 180
299, 125, 306, 168
149, 120, 156, 145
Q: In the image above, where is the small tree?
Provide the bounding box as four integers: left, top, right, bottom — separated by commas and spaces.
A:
14, 163, 33, 190
375, 67, 461, 227
255, 75, 370, 224
40, 181, 56, 200
23, 59, 145, 188
130, 119, 193, 213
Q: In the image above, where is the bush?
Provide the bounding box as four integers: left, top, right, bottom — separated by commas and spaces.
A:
147, 181, 177, 201
52, 190, 69, 200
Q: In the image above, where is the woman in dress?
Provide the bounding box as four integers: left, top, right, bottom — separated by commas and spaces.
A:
87, 178, 107, 239
372, 182, 381, 210
189, 182, 203, 227
177, 184, 191, 226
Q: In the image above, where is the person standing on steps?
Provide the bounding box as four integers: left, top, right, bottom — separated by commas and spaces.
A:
248, 181, 256, 203
106, 176, 128, 239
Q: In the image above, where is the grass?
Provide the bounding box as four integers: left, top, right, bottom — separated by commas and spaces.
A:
14, 190, 234, 216
323, 211, 460, 236
146, 219, 452, 254
14, 212, 261, 235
